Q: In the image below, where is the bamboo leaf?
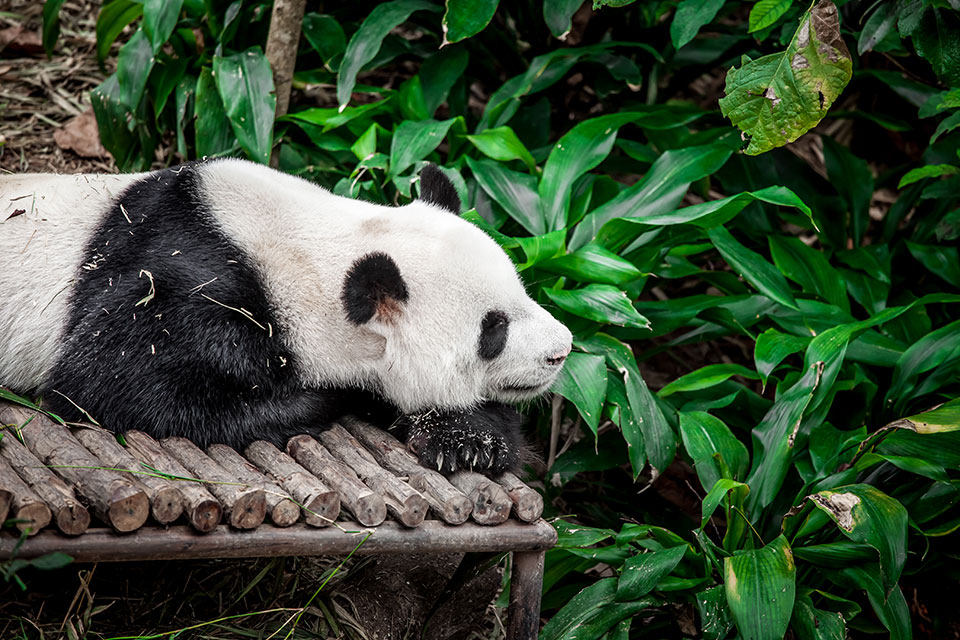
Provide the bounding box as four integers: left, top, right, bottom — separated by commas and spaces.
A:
724, 535, 796, 640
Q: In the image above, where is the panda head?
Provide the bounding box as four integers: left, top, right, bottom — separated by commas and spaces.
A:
340, 165, 572, 413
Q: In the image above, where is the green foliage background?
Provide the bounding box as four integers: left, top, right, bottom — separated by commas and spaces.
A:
42, 0, 960, 637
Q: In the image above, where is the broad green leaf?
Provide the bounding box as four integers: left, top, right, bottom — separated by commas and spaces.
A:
143, 0, 183, 53
622, 363, 676, 475
708, 226, 798, 309
768, 236, 848, 311
214, 48, 276, 164
420, 46, 469, 116
442, 0, 498, 44
555, 520, 616, 547
931, 110, 960, 144
884, 318, 960, 413
700, 478, 749, 528
754, 328, 810, 386
544, 285, 651, 330
906, 241, 960, 287
513, 229, 566, 269
605, 376, 646, 478
671, 0, 726, 50
594, 186, 813, 253
117, 28, 155, 109
572, 143, 733, 250
351, 123, 379, 161
28, 552, 74, 571
284, 99, 392, 135
544, 0, 584, 39
898, 163, 960, 188
679, 412, 750, 490
695, 585, 735, 640
858, 1, 897, 54
719, 0, 852, 155
96, 0, 144, 66
660, 364, 760, 397
301, 13, 346, 69
540, 113, 645, 232
791, 593, 846, 640
822, 137, 873, 246
195, 67, 236, 158
465, 157, 543, 235
540, 245, 643, 285
466, 126, 537, 173
724, 535, 796, 640
42, 0, 66, 57
551, 352, 608, 436
616, 545, 687, 600
887, 398, 960, 434
542, 578, 657, 640
828, 566, 910, 640
809, 484, 907, 594
902, 6, 960, 86
388, 118, 456, 180
337, 0, 440, 111
90, 75, 142, 171
748, 0, 791, 33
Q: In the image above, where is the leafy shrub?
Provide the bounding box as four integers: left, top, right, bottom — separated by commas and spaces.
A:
42, 0, 960, 637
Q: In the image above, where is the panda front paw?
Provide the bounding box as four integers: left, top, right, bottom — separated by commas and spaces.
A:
398, 404, 525, 476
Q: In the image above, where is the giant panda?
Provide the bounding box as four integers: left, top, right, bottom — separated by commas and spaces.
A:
0, 159, 572, 475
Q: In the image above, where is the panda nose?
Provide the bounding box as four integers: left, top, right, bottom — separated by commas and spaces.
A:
545, 345, 571, 366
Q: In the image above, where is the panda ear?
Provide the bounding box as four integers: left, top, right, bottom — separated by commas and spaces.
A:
342, 252, 409, 325
419, 164, 461, 215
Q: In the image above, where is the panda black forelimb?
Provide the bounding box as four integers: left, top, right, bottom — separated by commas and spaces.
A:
394, 402, 526, 476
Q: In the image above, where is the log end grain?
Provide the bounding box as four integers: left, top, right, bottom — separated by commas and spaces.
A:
228, 489, 266, 529
107, 486, 150, 533
354, 491, 387, 527
54, 504, 91, 536
151, 486, 185, 525
303, 491, 341, 528
269, 498, 301, 527
396, 494, 429, 528
187, 498, 222, 533
471, 483, 511, 526
14, 502, 52, 535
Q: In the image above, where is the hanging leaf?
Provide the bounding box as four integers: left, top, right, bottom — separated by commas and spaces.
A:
724, 535, 796, 640
671, 0, 727, 50
442, 0, 499, 45
213, 48, 276, 164
719, 0, 852, 155
551, 352, 608, 436
748, 0, 792, 33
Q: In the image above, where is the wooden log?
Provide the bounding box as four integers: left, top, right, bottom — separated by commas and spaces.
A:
207, 444, 300, 527
0, 435, 90, 535
0, 455, 50, 534
244, 441, 340, 527
0, 488, 10, 528
0, 406, 148, 533
286, 436, 386, 527
73, 427, 183, 525
123, 431, 221, 533
340, 417, 472, 525
161, 437, 265, 530
450, 472, 511, 526
496, 472, 544, 523
320, 424, 428, 527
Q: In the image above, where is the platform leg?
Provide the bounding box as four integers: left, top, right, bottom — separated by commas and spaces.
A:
506, 550, 545, 640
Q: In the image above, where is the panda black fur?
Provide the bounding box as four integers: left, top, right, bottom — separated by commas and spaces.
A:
0, 159, 572, 476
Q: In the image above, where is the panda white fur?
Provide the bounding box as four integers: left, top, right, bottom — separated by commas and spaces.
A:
0, 159, 571, 475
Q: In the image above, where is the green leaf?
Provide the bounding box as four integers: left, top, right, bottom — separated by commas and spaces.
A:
826, 566, 910, 640
700, 478, 749, 528
442, 0, 498, 45
906, 241, 960, 288
857, 1, 898, 54
679, 412, 750, 490
889, 398, 960, 434
117, 28, 155, 109
551, 353, 608, 436
544, 0, 584, 39
465, 157, 543, 235
696, 585, 735, 640
707, 226, 798, 309
28, 552, 74, 571
195, 67, 236, 158
616, 545, 687, 600
748, 0, 792, 33
544, 285, 651, 330
213, 48, 276, 164
898, 163, 960, 188
143, 0, 183, 54
791, 593, 846, 640
724, 535, 796, 640
671, 0, 726, 50
622, 363, 677, 475
903, 6, 960, 86
420, 46, 469, 116
389, 118, 456, 181
719, 0, 852, 155
90, 75, 141, 171
753, 328, 810, 386
572, 143, 733, 250
821, 138, 873, 246
542, 578, 657, 640
466, 126, 537, 173
42, 0, 66, 57
337, 0, 440, 111
768, 236, 848, 311
301, 13, 346, 69
96, 0, 144, 66
540, 113, 646, 233
540, 245, 643, 285
931, 110, 960, 145
660, 364, 760, 397
884, 318, 960, 413
809, 484, 907, 595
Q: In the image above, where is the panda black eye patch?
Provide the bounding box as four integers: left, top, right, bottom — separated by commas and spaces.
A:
479, 310, 509, 360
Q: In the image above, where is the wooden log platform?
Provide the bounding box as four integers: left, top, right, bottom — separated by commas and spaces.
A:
0, 403, 549, 540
